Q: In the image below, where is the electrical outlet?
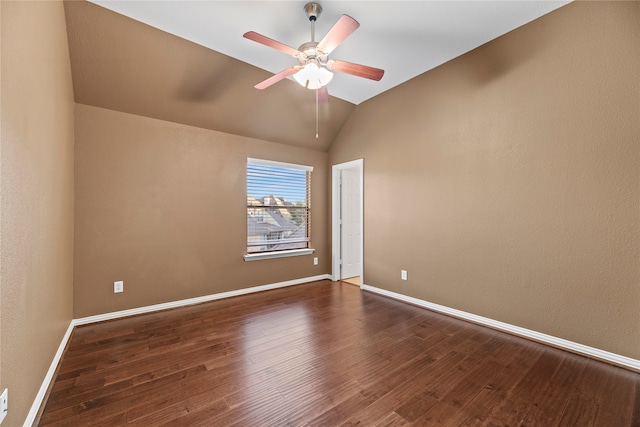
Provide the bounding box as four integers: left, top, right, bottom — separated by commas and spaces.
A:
114, 281, 124, 293
0, 388, 8, 424
401, 270, 408, 281
313, 257, 318, 265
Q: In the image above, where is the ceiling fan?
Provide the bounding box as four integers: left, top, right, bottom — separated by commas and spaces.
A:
243, 2, 384, 105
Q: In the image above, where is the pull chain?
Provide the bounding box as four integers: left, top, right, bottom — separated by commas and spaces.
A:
315, 89, 319, 139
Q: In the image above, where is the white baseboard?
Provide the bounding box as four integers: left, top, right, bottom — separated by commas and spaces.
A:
75, 274, 331, 325
25, 274, 330, 426
29, 275, 635, 427
362, 283, 640, 373
23, 321, 75, 427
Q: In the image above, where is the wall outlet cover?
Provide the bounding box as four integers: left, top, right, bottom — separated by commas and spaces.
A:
0, 388, 8, 424
114, 281, 124, 293
401, 270, 408, 280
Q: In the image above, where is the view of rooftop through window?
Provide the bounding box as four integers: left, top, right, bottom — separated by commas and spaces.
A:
247, 160, 311, 254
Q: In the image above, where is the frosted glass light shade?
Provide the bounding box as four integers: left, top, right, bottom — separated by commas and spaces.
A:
293, 63, 333, 90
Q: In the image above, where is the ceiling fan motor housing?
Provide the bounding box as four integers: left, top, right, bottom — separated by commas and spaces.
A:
297, 41, 329, 67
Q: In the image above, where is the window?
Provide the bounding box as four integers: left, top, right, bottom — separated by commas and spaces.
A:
245, 158, 313, 261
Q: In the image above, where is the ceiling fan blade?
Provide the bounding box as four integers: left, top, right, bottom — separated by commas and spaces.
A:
243, 31, 300, 57
254, 66, 300, 90
317, 86, 329, 104
317, 15, 359, 54
329, 60, 384, 81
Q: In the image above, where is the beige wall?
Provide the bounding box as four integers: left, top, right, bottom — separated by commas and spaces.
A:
74, 104, 329, 318
1, 1, 75, 425
0, 4, 637, 425
330, 1, 640, 359
63, 0, 356, 152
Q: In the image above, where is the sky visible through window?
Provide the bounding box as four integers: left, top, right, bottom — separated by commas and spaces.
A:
247, 165, 307, 205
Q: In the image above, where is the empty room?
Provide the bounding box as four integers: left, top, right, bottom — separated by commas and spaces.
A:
1, 0, 638, 426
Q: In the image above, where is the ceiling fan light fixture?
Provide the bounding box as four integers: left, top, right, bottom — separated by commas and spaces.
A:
293, 62, 333, 90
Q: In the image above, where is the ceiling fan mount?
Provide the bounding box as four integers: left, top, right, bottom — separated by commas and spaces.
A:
303, 2, 322, 21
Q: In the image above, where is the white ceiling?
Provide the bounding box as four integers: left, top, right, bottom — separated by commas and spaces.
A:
89, 1, 570, 105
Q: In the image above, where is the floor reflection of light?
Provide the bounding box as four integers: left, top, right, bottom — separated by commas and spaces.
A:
226, 283, 371, 419
233, 303, 314, 409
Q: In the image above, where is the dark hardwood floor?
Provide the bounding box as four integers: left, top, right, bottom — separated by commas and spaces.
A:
38, 280, 639, 426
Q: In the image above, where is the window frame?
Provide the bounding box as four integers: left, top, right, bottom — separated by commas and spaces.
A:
244, 158, 314, 261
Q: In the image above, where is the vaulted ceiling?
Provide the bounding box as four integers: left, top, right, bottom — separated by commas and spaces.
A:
64, 1, 569, 151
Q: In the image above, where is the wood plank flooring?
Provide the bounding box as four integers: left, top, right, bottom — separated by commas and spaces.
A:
38, 280, 639, 426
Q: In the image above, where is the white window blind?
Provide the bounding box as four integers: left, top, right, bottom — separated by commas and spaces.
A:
247, 159, 312, 255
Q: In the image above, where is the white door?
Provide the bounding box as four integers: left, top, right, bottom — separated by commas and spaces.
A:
341, 169, 361, 279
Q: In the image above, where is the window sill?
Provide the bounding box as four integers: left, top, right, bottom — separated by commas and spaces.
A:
243, 248, 315, 262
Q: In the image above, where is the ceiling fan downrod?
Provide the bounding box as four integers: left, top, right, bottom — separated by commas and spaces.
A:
304, 2, 322, 42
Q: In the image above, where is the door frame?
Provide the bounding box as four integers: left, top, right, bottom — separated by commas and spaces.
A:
331, 159, 364, 284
